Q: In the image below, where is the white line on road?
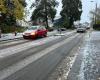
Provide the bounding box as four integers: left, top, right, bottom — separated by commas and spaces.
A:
0, 31, 75, 58
0, 33, 79, 80
0, 36, 60, 58
0, 40, 29, 48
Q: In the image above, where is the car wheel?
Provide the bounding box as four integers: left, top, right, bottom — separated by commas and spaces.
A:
44, 33, 47, 37
23, 36, 27, 39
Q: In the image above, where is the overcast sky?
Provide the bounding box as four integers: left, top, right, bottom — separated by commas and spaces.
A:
25, 0, 100, 23
55, 0, 62, 18
80, 0, 99, 23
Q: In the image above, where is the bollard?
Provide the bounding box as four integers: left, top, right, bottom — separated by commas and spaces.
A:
14, 31, 17, 36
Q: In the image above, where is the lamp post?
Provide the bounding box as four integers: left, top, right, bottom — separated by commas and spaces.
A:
90, 0, 98, 24
95, 3, 97, 24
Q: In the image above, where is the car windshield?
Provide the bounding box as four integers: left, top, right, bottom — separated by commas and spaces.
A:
28, 26, 38, 30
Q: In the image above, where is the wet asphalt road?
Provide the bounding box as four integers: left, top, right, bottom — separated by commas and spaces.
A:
0, 33, 83, 80
0, 39, 31, 50
67, 31, 100, 80
0, 34, 73, 70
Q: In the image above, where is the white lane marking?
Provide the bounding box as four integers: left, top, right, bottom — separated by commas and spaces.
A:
0, 34, 79, 80
0, 36, 61, 58
63, 53, 78, 79
0, 40, 28, 47
0, 31, 75, 58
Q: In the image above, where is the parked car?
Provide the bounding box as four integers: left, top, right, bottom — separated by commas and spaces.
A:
86, 26, 90, 30
23, 26, 47, 39
77, 27, 86, 33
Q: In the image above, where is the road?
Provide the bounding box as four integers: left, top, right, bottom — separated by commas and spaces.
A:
0, 32, 84, 80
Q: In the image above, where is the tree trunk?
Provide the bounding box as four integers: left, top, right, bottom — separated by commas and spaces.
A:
69, 17, 73, 28
44, 0, 49, 29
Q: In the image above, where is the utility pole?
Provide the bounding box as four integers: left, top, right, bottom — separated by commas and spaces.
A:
90, 0, 98, 24
94, 3, 97, 24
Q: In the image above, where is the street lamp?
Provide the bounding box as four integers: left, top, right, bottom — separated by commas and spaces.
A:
95, 3, 97, 24
90, 0, 98, 24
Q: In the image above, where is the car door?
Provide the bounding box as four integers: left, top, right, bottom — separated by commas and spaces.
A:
37, 27, 43, 37
42, 26, 47, 35
40, 26, 46, 36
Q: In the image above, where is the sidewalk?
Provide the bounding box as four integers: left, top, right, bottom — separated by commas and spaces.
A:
0, 33, 23, 41
67, 31, 100, 80
0, 30, 75, 41
0, 30, 58, 41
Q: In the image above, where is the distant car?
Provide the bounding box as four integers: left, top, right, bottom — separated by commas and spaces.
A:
23, 26, 48, 39
86, 26, 90, 29
77, 27, 86, 33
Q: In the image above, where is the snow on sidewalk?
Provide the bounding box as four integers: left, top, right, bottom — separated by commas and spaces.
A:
0, 31, 58, 41
0, 33, 23, 41
0, 30, 75, 41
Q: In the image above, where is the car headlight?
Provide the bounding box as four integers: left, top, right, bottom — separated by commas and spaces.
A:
31, 32, 35, 35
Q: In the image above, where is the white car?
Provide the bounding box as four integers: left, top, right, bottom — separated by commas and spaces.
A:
77, 27, 86, 33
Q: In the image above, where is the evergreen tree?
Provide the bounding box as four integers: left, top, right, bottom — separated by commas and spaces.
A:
31, 0, 58, 29
61, 0, 82, 28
